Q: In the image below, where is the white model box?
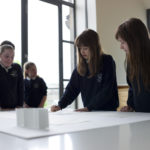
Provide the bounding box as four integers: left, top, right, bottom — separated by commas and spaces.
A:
16, 108, 49, 129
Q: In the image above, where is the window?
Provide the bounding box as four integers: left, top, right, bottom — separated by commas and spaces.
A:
0, 0, 90, 109
0, 0, 21, 64
23, 0, 76, 107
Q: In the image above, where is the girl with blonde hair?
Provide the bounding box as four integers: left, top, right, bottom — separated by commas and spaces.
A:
23, 62, 47, 108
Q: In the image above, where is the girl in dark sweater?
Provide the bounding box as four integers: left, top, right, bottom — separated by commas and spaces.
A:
23, 62, 47, 108
51, 29, 119, 112
116, 18, 150, 112
0, 40, 24, 110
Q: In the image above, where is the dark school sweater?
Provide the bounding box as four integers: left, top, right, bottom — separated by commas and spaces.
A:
0, 63, 24, 108
58, 54, 119, 111
127, 75, 150, 112
24, 76, 47, 107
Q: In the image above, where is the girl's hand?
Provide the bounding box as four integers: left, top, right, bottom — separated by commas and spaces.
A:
75, 107, 89, 112
23, 103, 30, 108
51, 105, 61, 112
120, 106, 134, 112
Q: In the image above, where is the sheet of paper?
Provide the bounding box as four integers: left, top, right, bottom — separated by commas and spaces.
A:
0, 110, 150, 139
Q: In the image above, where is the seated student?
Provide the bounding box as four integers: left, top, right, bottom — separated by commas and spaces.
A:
23, 62, 47, 108
51, 29, 119, 112
115, 18, 150, 112
0, 40, 24, 110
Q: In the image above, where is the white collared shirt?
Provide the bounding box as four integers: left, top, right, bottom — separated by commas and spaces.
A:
0, 63, 12, 72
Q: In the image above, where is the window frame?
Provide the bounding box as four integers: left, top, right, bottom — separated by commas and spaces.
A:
21, 0, 77, 108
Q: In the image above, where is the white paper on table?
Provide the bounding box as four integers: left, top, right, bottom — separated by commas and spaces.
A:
0, 110, 150, 139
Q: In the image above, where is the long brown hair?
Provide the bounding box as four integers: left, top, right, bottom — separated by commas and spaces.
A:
75, 29, 103, 77
115, 18, 150, 90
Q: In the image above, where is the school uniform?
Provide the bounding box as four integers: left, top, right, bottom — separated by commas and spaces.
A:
58, 54, 119, 111
24, 76, 47, 107
127, 75, 150, 112
0, 63, 24, 108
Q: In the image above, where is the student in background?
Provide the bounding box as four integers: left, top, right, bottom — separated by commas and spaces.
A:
23, 62, 47, 108
51, 29, 119, 112
0, 40, 24, 110
115, 18, 150, 112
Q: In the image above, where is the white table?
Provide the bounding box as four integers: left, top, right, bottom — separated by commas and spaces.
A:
0, 111, 150, 150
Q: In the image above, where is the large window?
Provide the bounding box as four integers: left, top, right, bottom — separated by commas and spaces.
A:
0, 0, 21, 64
28, 0, 59, 106
26, 0, 76, 107
0, 0, 76, 108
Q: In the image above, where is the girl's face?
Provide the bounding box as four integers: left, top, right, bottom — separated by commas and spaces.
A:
79, 46, 90, 60
0, 48, 14, 67
118, 37, 129, 54
27, 65, 37, 78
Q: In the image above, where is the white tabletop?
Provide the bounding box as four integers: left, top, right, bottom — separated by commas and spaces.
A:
0, 110, 150, 150
0, 119, 150, 150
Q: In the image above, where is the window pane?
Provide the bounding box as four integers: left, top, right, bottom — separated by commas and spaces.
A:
62, 0, 74, 3
63, 80, 75, 109
63, 43, 75, 79
62, 5, 74, 41
0, 0, 21, 64
64, 81, 69, 90
28, 0, 59, 107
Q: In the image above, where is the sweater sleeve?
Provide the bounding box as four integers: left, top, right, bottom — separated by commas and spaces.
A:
17, 65, 24, 107
40, 78, 47, 96
58, 69, 80, 109
87, 56, 119, 111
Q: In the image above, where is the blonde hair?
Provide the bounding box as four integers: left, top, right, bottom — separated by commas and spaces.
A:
23, 62, 36, 78
0, 44, 14, 54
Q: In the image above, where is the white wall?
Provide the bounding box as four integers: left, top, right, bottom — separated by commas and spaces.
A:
76, 0, 97, 35
76, 0, 86, 35
143, 0, 150, 8
96, 0, 146, 85
87, 0, 97, 30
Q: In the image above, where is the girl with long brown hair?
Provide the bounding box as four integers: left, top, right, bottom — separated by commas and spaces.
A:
51, 29, 119, 112
116, 18, 150, 112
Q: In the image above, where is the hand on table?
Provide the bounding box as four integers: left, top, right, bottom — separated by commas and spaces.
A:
75, 107, 89, 112
120, 106, 134, 112
51, 105, 61, 112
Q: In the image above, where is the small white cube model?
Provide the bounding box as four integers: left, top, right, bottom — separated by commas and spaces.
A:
16, 108, 49, 129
